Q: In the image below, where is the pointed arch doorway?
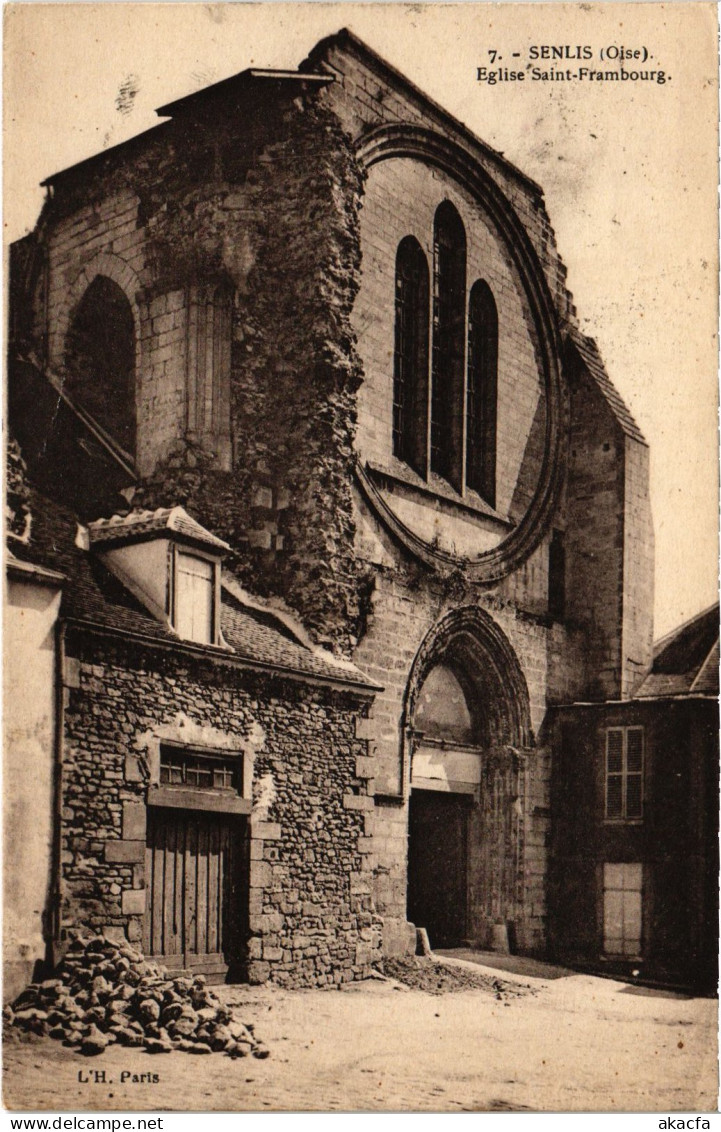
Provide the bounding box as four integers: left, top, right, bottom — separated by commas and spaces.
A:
404, 607, 533, 951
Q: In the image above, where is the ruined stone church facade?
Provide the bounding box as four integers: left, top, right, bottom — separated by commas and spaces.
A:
8, 29, 655, 988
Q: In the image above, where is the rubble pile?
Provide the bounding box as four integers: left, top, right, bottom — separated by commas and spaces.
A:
4, 933, 269, 1058
377, 956, 535, 998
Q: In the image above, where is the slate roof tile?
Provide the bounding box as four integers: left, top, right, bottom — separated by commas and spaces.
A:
634, 603, 719, 699
88, 506, 230, 551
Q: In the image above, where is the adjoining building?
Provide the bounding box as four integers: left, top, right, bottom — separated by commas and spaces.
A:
549, 604, 719, 990
7, 28, 710, 995
5, 470, 381, 999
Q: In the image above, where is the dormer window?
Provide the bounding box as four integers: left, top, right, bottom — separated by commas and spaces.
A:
87, 505, 229, 647
173, 549, 218, 645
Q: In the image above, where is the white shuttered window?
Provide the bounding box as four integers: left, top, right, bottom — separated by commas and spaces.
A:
175, 552, 215, 644
603, 862, 643, 956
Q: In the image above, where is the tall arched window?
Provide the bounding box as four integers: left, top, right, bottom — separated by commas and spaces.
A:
65, 275, 136, 457
466, 280, 498, 506
431, 202, 466, 490
393, 237, 429, 476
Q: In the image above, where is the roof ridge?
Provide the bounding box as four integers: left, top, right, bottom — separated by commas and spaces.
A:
652, 601, 720, 656
566, 326, 647, 445
88, 505, 230, 551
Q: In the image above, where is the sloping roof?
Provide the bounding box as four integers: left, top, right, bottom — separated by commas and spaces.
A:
43, 29, 541, 200
8, 358, 136, 521
304, 28, 542, 195
6, 550, 65, 586
567, 327, 646, 445
156, 68, 334, 118
634, 603, 719, 699
220, 597, 372, 686
9, 487, 378, 694
88, 507, 230, 552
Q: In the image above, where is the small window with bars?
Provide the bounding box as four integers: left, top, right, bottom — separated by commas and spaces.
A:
159, 748, 238, 792
605, 727, 644, 821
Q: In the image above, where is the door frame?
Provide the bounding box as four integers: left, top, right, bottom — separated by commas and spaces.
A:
407, 785, 473, 948
144, 800, 250, 979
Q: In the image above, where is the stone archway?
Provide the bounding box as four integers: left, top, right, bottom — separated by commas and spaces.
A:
64, 274, 137, 457
403, 606, 534, 950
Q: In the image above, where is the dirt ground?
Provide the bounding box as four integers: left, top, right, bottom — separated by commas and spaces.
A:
3, 955, 718, 1113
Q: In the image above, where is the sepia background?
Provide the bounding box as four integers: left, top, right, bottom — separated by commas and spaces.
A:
4, 1, 718, 639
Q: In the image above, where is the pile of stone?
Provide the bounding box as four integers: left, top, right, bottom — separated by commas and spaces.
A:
4, 933, 268, 1058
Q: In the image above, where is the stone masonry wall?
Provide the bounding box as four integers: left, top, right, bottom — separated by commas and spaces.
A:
353, 154, 547, 534
565, 372, 626, 699
60, 630, 380, 988
35, 90, 372, 656
621, 436, 654, 696
309, 33, 577, 327
15, 33, 654, 975
350, 518, 554, 951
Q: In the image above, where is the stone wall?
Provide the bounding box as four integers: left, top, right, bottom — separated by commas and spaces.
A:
353, 154, 546, 533
32, 89, 371, 656
621, 436, 654, 697
308, 31, 577, 326
60, 629, 380, 988
10, 31, 656, 972
349, 549, 554, 952
563, 366, 653, 701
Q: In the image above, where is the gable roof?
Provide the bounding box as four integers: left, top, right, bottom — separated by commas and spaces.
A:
88, 507, 230, 552
303, 28, 542, 195
9, 486, 379, 695
566, 327, 646, 445
634, 603, 719, 699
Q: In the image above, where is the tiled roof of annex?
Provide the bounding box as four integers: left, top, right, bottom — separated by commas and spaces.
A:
9, 490, 379, 694
634, 603, 719, 699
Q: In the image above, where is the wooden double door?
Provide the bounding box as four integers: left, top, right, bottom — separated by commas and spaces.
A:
407, 789, 470, 948
144, 807, 247, 980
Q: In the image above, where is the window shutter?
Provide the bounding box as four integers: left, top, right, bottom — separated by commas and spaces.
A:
605, 728, 624, 819
626, 728, 643, 772
175, 552, 214, 644
625, 727, 644, 818
605, 726, 644, 821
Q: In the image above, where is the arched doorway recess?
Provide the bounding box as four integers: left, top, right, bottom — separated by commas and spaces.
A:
404, 606, 534, 949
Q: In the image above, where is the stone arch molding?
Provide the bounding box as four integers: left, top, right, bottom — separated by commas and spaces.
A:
354, 124, 568, 583
403, 605, 533, 753
52, 251, 143, 375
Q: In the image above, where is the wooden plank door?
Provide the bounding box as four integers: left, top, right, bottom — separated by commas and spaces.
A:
144, 807, 246, 979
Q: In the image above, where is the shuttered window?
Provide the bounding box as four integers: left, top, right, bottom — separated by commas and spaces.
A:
605, 726, 644, 821
603, 862, 643, 956
174, 552, 215, 644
